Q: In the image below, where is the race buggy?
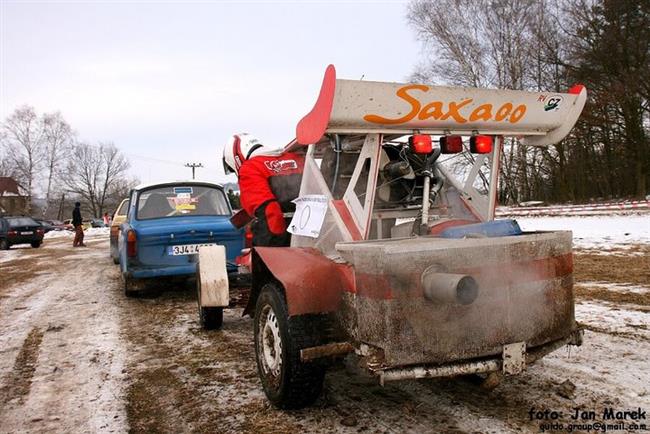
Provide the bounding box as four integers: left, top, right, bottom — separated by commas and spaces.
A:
197, 65, 587, 409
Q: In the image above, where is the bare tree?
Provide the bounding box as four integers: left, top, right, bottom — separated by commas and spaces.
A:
41, 112, 74, 215
1, 106, 45, 208
0, 133, 17, 178
63, 142, 130, 217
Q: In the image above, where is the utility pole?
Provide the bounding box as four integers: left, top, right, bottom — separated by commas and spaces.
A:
184, 162, 203, 180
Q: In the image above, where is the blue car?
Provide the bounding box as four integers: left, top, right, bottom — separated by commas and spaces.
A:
118, 181, 244, 296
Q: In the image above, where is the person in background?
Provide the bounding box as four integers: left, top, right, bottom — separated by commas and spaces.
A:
103, 212, 111, 226
222, 133, 304, 247
227, 188, 241, 210
72, 202, 86, 247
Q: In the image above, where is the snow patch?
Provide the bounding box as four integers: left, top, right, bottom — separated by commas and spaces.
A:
44, 227, 110, 239
577, 281, 650, 294
576, 301, 650, 340
516, 215, 650, 249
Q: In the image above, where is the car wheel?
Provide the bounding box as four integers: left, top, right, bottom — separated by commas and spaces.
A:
124, 274, 138, 298
196, 263, 224, 330
254, 283, 325, 409
0, 239, 8, 250
31, 241, 41, 248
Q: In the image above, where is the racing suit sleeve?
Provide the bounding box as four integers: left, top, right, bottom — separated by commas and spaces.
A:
238, 162, 286, 235
263, 200, 286, 235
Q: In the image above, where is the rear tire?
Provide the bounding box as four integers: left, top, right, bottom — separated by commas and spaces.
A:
254, 283, 325, 409
124, 274, 138, 298
196, 263, 224, 330
0, 239, 9, 250
31, 241, 41, 248
200, 306, 223, 330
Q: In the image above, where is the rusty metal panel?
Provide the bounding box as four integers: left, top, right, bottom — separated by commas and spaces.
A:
254, 247, 353, 316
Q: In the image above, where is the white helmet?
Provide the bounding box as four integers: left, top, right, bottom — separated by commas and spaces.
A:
222, 133, 264, 175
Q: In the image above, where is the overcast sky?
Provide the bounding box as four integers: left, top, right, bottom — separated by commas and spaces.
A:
1, 0, 421, 185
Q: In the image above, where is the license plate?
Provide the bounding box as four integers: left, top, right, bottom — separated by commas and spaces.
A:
167, 243, 215, 256
21, 231, 33, 235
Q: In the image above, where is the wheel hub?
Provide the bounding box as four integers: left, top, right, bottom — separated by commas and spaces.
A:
259, 305, 282, 378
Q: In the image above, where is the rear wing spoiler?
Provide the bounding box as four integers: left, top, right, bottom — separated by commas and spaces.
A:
296, 65, 586, 147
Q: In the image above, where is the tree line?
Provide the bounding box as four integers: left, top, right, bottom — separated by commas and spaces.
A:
0, 105, 135, 218
408, 0, 649, 203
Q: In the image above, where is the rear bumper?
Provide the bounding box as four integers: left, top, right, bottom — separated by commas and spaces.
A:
8, 235, 43, 245
376, 328, 583, 385
127, 263, 239, 279
128, 264, 197, 279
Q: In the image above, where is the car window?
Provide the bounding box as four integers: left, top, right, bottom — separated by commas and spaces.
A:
117, 199, 129, 216
8, 217, 38, 227
136, 185, 230, 220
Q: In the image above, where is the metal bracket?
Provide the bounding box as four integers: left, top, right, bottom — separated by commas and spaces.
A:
502, 341, 526, 375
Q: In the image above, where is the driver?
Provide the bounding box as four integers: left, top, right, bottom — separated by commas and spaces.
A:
222, 133, 304, 247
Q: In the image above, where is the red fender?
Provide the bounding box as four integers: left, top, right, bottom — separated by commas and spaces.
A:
247, 247, 354, 316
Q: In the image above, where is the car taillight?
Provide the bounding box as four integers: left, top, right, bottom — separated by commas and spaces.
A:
245, 226, 253, 249
127, 229, 137, 257
470, 135, 493, 154
408, 134, 433, 154
440, 135, 463, 153
36, 229, 44, 236
7, 230, 17, 237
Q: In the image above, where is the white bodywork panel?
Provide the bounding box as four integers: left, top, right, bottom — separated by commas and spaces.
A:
341, 134, 382, 239
326, 79, 586, 145
198, 245, 229, 307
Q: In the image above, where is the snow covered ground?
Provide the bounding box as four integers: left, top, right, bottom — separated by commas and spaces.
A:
43, 227, 110, 239
516, 214, 650, 250
0, 214, 648, 433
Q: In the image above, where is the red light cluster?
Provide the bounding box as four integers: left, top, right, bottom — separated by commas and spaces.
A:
127, 229, 137, 257
440, 136, 463, 154
470, 135, 493, 154
408, 135, 433, 154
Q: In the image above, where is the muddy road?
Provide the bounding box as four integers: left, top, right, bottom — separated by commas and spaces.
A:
1, 236, 648, 433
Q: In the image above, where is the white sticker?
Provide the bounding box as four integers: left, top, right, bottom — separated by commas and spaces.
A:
287, 195, 328, 238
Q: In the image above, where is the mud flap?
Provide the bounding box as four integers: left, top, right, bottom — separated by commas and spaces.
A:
198, 245, 229, 307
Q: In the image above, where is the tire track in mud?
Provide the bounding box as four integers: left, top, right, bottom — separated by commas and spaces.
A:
0, 327, 44, 406
0, 238, 128, 433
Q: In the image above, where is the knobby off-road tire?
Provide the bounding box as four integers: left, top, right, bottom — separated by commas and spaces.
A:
196, 263, 224, 330
0, 239, 9, 250
254, 283, 325, 409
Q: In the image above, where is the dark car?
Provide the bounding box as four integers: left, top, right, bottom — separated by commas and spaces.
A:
46, 220, 68, 231
35, 219, 56, 233
0, 216, 45, 249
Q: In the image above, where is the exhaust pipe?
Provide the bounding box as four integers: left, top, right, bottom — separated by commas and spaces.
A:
421, 267, 479, 305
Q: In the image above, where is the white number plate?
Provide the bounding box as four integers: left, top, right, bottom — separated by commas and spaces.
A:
21, 231, 33, 235
167, 243, 215, 256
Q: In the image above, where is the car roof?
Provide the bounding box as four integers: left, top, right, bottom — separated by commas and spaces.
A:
132, 180, 224, 191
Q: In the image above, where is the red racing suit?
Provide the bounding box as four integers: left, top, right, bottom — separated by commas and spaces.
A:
238, 152, 304, 247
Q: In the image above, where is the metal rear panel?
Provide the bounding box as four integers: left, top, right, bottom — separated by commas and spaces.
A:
336, 231, 575, 367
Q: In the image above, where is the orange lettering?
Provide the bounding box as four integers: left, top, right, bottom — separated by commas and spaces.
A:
364, 84, 428, 125
418, 101, 444, 120
469, 104, 493, 122
509, 105, 527, 123
440, 99, 473, 123
495, 103, 513, 121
